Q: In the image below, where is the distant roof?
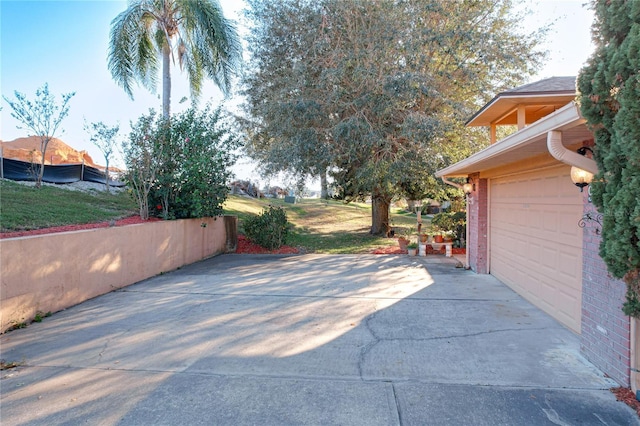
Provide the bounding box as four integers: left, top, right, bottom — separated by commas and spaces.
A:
466, 76, 577, 127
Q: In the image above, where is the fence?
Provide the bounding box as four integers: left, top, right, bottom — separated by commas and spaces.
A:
1, 157, 125, 186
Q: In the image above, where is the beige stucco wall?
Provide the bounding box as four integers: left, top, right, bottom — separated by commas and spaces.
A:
0, 217, 233, 332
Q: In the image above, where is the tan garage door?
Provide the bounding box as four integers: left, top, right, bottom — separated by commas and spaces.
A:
490, 165, 583, 333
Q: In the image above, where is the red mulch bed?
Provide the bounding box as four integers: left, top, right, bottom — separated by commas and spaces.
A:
236, 234, 299, 254
371, 245, 466, 255
0, 215, 161, 239
612, 387, 640, 417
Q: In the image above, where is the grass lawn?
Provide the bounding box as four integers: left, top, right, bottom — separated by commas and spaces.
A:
0, 179, 422, 253
0, 180, 137, 231
223, 195, 419, 254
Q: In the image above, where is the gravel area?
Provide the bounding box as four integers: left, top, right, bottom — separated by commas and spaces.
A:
8, 179, 126, 193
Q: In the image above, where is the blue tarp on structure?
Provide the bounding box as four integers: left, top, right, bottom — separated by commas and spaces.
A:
1, 158, 125, 187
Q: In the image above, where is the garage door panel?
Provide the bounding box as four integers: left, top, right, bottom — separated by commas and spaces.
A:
490, 166, 583, 333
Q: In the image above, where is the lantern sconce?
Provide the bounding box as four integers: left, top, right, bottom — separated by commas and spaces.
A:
570, 147, 594, 192
462, 178, 474, 195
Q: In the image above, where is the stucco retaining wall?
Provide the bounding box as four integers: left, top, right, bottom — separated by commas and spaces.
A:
0, 216, 235, 333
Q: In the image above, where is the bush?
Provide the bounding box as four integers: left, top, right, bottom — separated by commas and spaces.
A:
244, 206, 291, 250
431, 211, 466, 242
124, 106, 240, 220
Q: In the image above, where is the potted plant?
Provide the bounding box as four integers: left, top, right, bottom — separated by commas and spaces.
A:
434, 233, 444, 243
398, 235, 410, 251
407, 242, 418, 256
397, 227, 414, 251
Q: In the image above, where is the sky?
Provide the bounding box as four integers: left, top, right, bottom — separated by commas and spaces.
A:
1, 0, 595, 184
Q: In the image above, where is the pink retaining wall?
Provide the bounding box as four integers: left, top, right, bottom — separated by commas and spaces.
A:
579, 195, 630, 386
0, 217, 233, 333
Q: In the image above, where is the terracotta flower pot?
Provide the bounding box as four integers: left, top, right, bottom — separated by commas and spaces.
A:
434, 235, 444, 243
398, 237, 409, 251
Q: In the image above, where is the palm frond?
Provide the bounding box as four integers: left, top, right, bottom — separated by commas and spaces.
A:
108, 1, 160, 97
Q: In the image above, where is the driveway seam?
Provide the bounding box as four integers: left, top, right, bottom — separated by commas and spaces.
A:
121, 289, 522, 303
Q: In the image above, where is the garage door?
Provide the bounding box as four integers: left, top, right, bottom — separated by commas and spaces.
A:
490, 165, 583, 333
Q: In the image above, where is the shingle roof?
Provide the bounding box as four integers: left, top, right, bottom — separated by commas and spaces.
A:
503, 76, 576, 95
465, 76, 578, 127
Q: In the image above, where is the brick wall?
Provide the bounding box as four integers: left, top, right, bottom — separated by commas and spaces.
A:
580, 193, 630, 387
467, 174, 488, 274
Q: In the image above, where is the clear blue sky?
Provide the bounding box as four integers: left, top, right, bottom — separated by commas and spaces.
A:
1, 0, 594, 180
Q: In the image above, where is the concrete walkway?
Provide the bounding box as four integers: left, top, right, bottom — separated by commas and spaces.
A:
1, 254, 638, 425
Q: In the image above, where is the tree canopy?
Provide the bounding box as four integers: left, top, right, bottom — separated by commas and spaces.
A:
241, 0, 546, 234
108, 0, 242, 118
577, 0, 640, 316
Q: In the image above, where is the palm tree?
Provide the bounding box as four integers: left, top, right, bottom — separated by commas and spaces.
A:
108, 0, 242, 118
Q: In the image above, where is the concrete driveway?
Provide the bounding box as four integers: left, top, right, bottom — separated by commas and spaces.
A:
1, 254, 638, 425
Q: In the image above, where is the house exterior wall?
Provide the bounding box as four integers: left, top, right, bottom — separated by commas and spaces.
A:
580, 192, 631, 386
467, 174, 489, 274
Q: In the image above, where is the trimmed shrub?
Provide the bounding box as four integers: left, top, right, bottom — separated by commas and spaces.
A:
244, 206, 291, 250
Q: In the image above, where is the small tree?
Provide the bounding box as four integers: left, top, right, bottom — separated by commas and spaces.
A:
84, 121, 120, 192
2, 83, 75, 187
122, 111, 167, 220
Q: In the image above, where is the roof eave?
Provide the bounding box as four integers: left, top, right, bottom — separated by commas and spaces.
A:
436, 102, 584, 178
465, 91, 577, 127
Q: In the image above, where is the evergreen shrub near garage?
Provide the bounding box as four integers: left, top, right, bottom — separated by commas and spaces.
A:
244, 205, 291, 250
577, 1, 640, 317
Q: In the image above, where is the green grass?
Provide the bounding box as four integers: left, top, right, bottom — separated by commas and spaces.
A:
223, 195, 420, 254
0, 180, 422, 254
0, 180, 137, 231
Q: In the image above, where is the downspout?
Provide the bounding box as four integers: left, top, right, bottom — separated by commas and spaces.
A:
441, 176, 462, 190
547, 131, 631, 385
440, 177, 470, 269
546, 130, 598, 174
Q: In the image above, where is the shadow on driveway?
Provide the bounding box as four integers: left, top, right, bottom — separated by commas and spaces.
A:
1, 254, 637, 425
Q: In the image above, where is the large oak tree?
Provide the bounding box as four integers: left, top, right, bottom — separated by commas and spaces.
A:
242, 0, 545, 234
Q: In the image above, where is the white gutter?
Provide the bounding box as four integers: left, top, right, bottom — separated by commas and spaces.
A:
441, 176, 462, 189
546, 130, 598, 174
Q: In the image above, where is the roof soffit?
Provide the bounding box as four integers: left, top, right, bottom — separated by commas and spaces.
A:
436, 102, 593, 178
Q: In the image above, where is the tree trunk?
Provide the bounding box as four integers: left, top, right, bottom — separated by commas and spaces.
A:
104, 158, 110, 193
371, 189, 391, 236
320, 169, 328, 199
36, 137, 51, 188
162, 43, 171, 119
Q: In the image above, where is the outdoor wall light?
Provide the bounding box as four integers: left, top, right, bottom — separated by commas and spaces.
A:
462, 178, 474, 195
570, 147, 594, 192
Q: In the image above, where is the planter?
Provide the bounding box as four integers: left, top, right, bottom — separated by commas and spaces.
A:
398, 237, 409, 251
434, 235, 444, 243
419, 234, 428, 243
407, 248, 417, 256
